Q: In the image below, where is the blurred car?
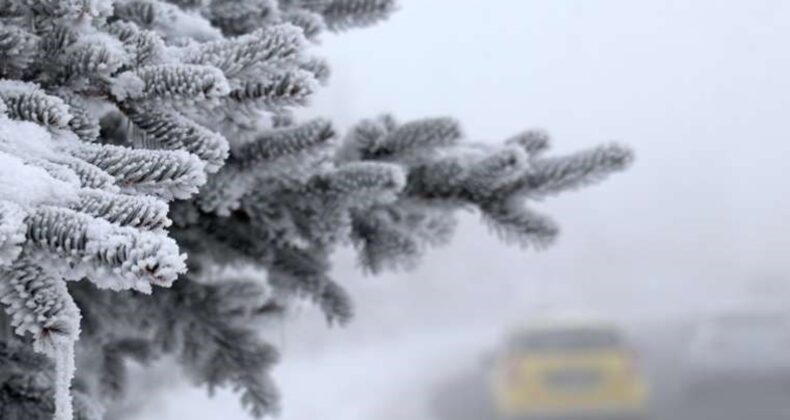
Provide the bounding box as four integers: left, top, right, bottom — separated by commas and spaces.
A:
682, 311, 790, 408
488, 317, 648, 420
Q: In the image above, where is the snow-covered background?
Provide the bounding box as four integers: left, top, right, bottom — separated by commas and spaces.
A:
132, 1, 790, 419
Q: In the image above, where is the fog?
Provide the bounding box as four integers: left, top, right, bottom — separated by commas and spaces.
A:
133, 1, 790, 419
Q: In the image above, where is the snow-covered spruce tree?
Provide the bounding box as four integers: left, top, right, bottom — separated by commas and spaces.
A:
0, 1, 632, 419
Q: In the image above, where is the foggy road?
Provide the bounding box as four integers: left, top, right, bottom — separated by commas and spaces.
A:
134, 315, 790, 420
428, 319, 790, 420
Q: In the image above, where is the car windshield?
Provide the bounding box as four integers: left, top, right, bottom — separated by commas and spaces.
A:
511, 327, 623, 351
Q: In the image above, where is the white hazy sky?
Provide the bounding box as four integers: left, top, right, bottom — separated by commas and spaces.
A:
323, 0, 790, 302
141, 2, 790, 419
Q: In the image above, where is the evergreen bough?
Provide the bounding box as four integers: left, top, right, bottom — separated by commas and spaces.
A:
0, 1, 632, 419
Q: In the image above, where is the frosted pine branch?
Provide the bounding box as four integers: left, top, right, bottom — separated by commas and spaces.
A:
185, 25, 306, 78
24, 206, 186, 291
125, 64, 230, 102
0, 25, 39, 78
320, 0, 397, 30
0, 259, 80, 420
68, 143, 207, 199
124, 107, 229, 172
231, 118, 335, 167
0, 81, 73, 129
74, 189, 172, 230
0, 1, 632, 419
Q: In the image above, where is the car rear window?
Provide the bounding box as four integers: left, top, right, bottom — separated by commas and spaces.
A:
510, 327, 623, 351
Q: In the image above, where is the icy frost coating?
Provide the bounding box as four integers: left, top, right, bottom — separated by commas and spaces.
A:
0, 1, 632, 419
0, 260, 80, 420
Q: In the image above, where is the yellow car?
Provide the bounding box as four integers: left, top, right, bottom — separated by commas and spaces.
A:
489, 318, 648, 420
